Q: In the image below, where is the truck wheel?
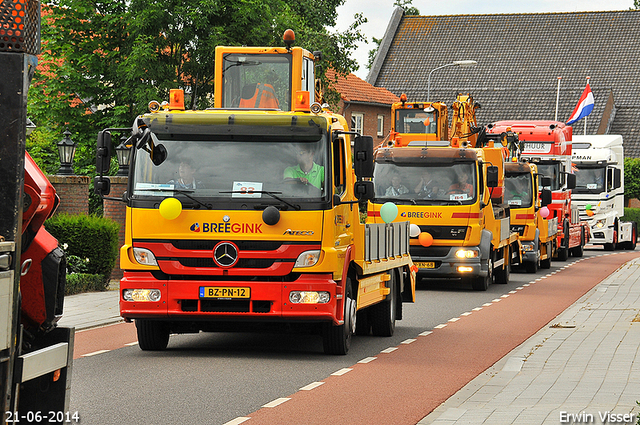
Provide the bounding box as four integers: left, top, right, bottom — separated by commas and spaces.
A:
556, 222, 570, 261
355, 308, 371, 336
570, 229, 584, 257
495, 246, 510, 284
470, 252, 493, 291
525, 249, 539, 273
628, 223, 637, 250
323, 278, 355, 355
371, 271, 397, 337
604, 225, 618, 251
136, 319, 170, 351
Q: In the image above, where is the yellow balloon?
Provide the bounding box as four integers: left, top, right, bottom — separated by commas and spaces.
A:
159, 197, 182, 220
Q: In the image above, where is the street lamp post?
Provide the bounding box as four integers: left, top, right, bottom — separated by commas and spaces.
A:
57, 128, 76, 175
427, 60, 478, 102
115, 136, 131, 176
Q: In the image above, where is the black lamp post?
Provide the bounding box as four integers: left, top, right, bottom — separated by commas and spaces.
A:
115, 136, 131, 176
57, 129, 76, 175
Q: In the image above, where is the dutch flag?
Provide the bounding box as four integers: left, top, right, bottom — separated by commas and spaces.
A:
566, 83, 594, 126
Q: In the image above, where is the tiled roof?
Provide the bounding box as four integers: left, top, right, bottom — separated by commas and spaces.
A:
327, 69, 399, 106
369, 9, 640, 157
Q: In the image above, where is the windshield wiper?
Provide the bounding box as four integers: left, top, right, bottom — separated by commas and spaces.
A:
220, 190, 301, 211
381, 198, 417, 205
138, 187, 212, 209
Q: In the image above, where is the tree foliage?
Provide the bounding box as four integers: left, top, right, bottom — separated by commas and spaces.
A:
28, 0, 366, 190
624, 157, 640, 202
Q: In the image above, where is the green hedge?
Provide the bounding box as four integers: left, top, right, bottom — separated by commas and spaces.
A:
66, 273, 109, 295
45, 213, 120, 279
622, 208, 640, 225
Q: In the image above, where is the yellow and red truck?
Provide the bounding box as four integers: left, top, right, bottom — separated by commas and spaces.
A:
369, 94, 520, 290
487, 121, 589, 260
95, 31, 415, 355
504, 161, 556, 271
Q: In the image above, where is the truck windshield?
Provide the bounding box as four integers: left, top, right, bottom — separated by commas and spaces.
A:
573, 166, 605, 193
535, 163, 561, 191
395, 109, 437, 134
221, 53, 291, 111
130, 135, 328, 205
505, 173, 533, 208
373, 162, 477, 205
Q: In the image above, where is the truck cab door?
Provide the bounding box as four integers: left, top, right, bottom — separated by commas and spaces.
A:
332, 136, 352, 264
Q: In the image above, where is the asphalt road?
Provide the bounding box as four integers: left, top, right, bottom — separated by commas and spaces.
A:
68, 246, 620, 425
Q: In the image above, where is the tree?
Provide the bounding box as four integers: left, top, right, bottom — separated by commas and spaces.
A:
633, 0, 640, 9
28, 0, 366, 187
624, 157, 640, 204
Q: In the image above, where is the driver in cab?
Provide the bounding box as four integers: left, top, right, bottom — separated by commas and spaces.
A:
284, 144, 324, 190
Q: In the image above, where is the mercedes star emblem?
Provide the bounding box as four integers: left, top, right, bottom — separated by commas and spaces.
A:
213, 241, 239, 268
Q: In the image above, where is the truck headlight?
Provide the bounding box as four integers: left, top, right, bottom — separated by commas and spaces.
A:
289, 291, 330, 304
522, 243, 534, 252
294, 250, 320, 268
455, 248, 479, 259
593, 220, 606, 229
123, 289, 161, 302
133, 248, 158, 266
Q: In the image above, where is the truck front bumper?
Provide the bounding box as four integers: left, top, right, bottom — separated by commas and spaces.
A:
411, 245, 486, 278
119, 272, 342, 325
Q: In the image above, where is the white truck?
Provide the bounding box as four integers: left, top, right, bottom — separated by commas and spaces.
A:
571, 135, 637, 251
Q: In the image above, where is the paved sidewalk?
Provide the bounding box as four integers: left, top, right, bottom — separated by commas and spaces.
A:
57, 287, 122, 331
418, 256, 640, 425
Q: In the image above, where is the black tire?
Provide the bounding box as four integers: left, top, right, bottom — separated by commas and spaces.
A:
136, 319, 170, 351
355, 308, 371, 336
604, 225, 618, 251
570, 228, 584, 257
628, 223, 638, 250
495, 246, 510, 284
470, 251, 493, 291
370, 271, 397, 337
525, 250, 539, 273
323, 278, 356, 355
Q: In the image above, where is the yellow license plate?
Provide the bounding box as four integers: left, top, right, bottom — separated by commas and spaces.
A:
415, 261, 436, 269
199, 287, 251, 299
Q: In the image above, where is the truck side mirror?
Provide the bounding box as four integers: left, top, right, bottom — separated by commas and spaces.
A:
566, 173, 576, 190
94, 176, 111, 196
354, 181, 375, 201
353, 135, 374, 179
96, 130, 111, 175
540, 176, 551, 187
614, 168, 621, 189
540, 188, 552, 207
486, 166, 499, 188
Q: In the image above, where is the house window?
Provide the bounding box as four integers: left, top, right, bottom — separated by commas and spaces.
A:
377, 115, 384, 137
351, 113, 364, 135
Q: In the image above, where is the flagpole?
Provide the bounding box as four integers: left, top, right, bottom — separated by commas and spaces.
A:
584, 76, 590, 135
555, 76, 562, 121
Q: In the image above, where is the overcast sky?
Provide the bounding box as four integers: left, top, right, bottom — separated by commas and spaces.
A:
334, 0, 635, 80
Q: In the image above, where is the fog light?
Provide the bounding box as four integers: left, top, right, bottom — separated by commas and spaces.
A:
133, 248, 158, 266
289, 291, 330, 304
294, 250, 321, 268
455, 249, 479, 259
458, 266, 474, 273
123, 289, 161, 302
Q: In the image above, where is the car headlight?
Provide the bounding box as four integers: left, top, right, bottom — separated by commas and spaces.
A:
294, 250, 320, 268
123, 289, 161, 302
133, 248, 158, 266
455, 248, 479, 259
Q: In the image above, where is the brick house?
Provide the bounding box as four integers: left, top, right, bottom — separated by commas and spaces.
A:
326, 69, 399, 145
368, 8, 640, 157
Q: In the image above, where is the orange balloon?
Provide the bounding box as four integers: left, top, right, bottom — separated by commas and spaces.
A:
586, 209, 595, 217
423, 118, 431, 126
418, 232, 433, 247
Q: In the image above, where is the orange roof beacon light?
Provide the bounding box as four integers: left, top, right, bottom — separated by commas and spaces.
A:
283, 29, 295, 50
400, 93, 407, 105
294, 90, 310, 112
169, 89, 185, 111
